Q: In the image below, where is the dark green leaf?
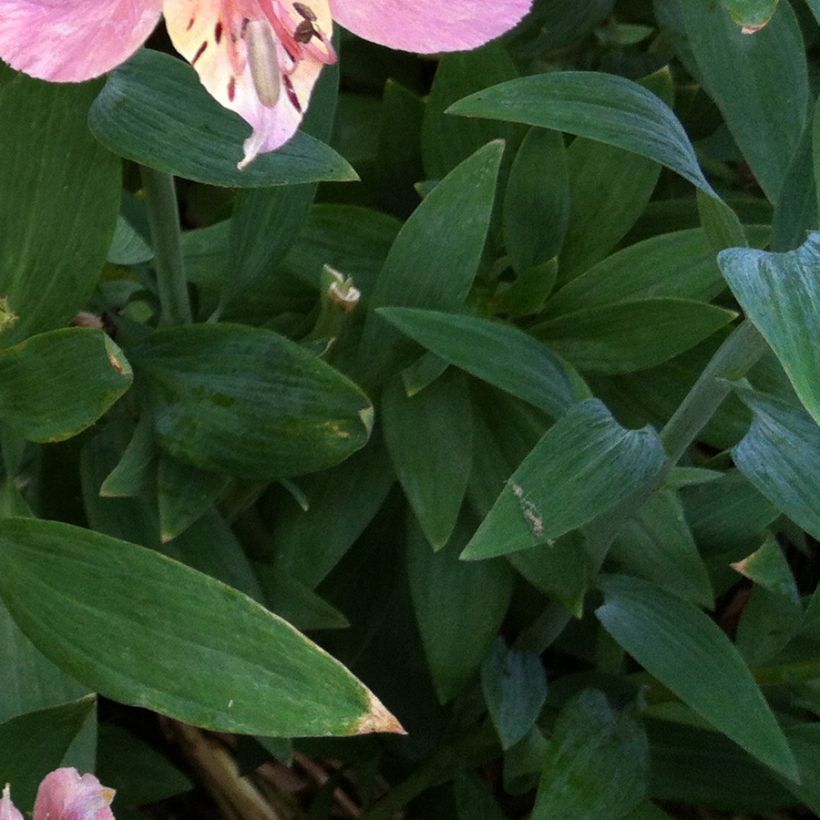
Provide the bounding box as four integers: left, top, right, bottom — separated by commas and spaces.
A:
133, 323, 372, 481
596, 575, 799, 779
532, 690, 649, 819
0, 518, 402, 737
448, 70, 714, 195
719, 235, 820, 423
157, 457, 228, 543
463, 399, 665, 560
0, 329, 131, 443
0, 75, 119, 343
89, 50, 355, 188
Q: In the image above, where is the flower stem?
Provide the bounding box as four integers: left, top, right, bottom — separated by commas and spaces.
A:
140, 166, 192, 326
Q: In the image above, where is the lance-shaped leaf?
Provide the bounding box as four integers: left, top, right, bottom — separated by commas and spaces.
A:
448, 71, 715, 196
731, 533, 800, 602
0, 696, 97, 811
379, 307, 581, 418
0, 518, 402, 738
532, 689, 649, 819
462, 400, 665, 560
0, 71, 119, 344
132, 323, 373, 481
88, 50, 355, 188
0, 329, 131, 443
730, 386, 820, 540
596, 574, 799, 780
719, 235, 820, 423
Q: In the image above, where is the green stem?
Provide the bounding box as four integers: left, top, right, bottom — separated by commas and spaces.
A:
359, 723, 498, 820
140, 166, 192, 326
518, 320, 769, 655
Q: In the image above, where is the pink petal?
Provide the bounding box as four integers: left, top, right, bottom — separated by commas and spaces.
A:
1, 785, 23, 820
329, 0, 533, 53
164, 0, 334, 167
33, 769, 115, 820
0, 0, 162, 82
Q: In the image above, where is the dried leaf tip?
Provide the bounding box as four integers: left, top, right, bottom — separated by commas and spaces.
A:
356, 692, 407, 736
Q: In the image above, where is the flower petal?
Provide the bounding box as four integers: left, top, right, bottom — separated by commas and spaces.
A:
164, 0, 333, 167
0, 0, 162, 82
1, 785, 23, 820
33, 768, 115, 820
329, 0, 533, 53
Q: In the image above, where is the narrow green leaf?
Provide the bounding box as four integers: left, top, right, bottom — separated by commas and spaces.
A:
532, 299, 736, 375
360, 141, 504, 376
546, 229, 728, 315
99, 414, 156, 498
89, 50, 355, 188
408, 516, 514, 703
481, 638, 548, 750
0, 696, 96, 811
0, 518, 402, 737
132, 323, 372, 481
681, 0, 807, 201
379, 307, 581, 418
731, 386, 820, 540
0, 329, 131, 443
532, 690, 649, 819
108, 215, 153, 265
462, 399, 665, 560
611, 491, 714, 608
383, 372, 473, 550
0, 74, 119, 343
719, 234, 820, 423
448, 71, 715, 196
504, 128, 570, 273
596, 575, 799, 780
157, 457, 228, 543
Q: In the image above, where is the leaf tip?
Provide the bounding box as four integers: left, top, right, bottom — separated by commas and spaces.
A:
356, 692, 406, 736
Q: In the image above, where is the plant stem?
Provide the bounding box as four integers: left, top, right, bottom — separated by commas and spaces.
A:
140, 166, 192, 326
517, 319, 770, 654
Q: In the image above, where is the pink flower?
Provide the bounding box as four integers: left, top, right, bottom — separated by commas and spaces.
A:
2, 769, 115, 820
0, 0, 531, 168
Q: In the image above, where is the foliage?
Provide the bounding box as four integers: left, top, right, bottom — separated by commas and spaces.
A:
0, 1, 818, 818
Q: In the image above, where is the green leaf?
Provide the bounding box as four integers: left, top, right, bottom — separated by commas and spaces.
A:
359, 141, 504, 376
721, 0, 779, 31
422, 44, 520, 180
531, 299, 736, 375
504, 128, 570, 273
132, 323, 372, 481
383, 372, 473, 550
0, 74, 119, 343
99, 414, 156, 498
532, 690, 649, 819
681, 0, 807, 201
108, 215, 153, 265
0, 517, 402, 737
0, 696, 97, 811
378, 308, 581, 418
730, 386, 820, 540
269, 441, 393, 589
481, 638, 548, 750
462, 399, 665, 560
89, 50, 355, 188
408, 516, 514, 703
448, 70, 715, 196
719, 234, 820, 423
157, 457, 228, 543
596, 574, 799, 780
454, 771, 506, 820
611, 491, 714, 608
547, 229, 729, 315
0, 329, 132, 443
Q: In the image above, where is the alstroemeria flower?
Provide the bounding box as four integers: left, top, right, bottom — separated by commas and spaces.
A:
2, 769, 115, 820
0, 0, 531, 168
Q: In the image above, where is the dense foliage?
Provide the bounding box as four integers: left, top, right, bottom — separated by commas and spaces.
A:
0, 1, 818, 818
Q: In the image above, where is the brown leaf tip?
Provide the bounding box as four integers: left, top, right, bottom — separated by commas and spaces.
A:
356, 692, 407, 736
